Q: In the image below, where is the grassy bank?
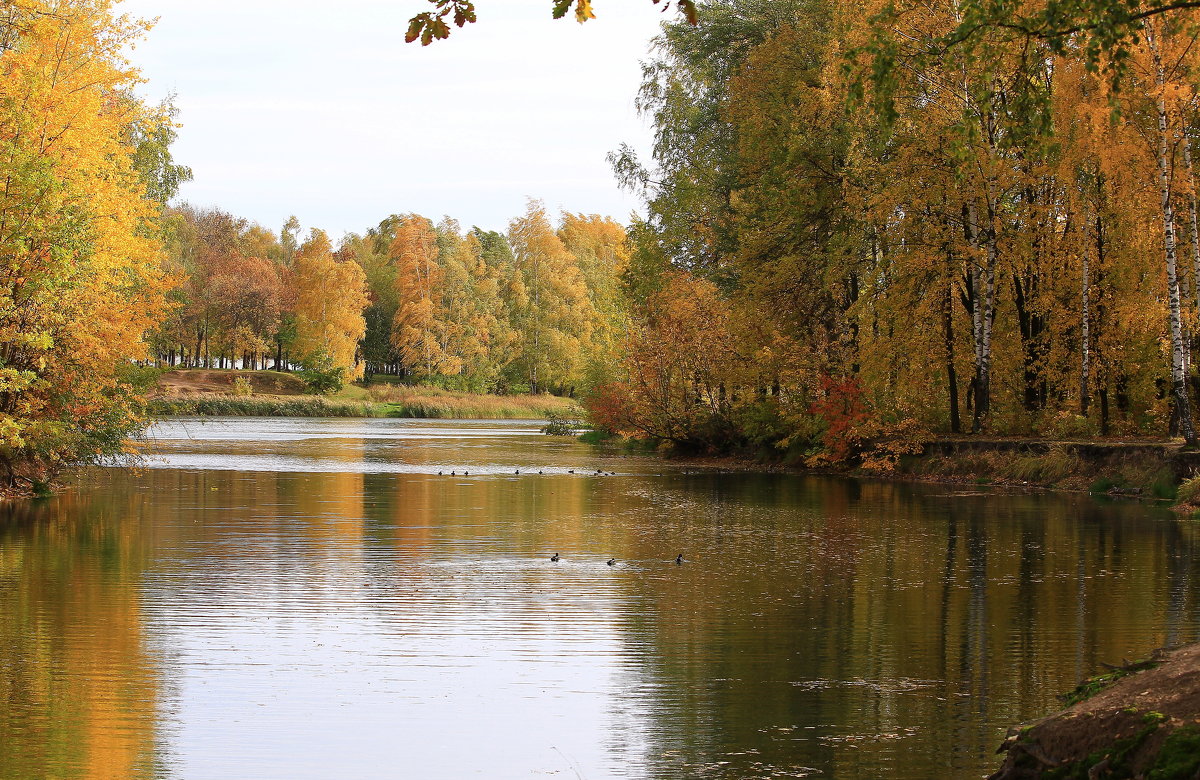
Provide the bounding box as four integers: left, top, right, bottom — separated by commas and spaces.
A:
991, 643, 1200, 779
363, 385, 580, 418
625, 435, 1200, 503
147, 395, 381, 418
149, 372, 582, 420
899, 441, 1185, 499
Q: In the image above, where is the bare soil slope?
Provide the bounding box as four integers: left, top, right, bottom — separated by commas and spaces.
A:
990, 642, 1200, 778
155, 370, 307, 397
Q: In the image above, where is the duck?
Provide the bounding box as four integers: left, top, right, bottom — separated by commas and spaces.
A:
607, 558, 616, 566
675, 553, 684, 565
550, 553, 560, 562
437, 470, 443, 475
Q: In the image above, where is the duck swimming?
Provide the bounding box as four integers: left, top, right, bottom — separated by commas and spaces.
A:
676, 553, 684, 564
607, 558, 616, 566
550, 553, 560, 562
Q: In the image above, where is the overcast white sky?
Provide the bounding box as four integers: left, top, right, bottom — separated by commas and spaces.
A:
118, 0, 664, 240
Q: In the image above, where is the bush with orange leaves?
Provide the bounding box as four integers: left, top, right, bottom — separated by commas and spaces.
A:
584, 272, 744, 450
804, 375, 928, 471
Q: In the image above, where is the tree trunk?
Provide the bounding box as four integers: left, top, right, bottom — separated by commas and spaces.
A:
944, 277, 961, 434
1185, 138, 1200, 311
965, 200, 995, 432
1081, 219, 1091, 416
1148, 22, 1198, 445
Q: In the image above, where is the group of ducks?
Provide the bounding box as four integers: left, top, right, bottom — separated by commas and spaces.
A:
549, 553, 685, 566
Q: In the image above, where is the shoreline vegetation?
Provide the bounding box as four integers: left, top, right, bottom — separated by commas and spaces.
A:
148, 369, 582, 420
586, 430, 1200, 508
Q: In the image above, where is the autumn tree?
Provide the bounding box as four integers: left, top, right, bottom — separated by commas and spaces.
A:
292, 230, 369, 387
391, 215, 457, 378
507, 201, 596, 394
0, 0, 169, 488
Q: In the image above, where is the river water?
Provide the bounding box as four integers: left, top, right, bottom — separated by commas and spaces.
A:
1, 418, 1198, 779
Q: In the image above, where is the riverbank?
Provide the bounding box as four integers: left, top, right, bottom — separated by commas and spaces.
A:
901, 439, 1200, 500
149, 370, 581, 419
605, 435, 1200, 505
989, 642, 1200, 779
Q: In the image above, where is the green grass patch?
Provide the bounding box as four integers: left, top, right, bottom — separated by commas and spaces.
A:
1150, 725, 1200, 779
1061, 660, 1160, 706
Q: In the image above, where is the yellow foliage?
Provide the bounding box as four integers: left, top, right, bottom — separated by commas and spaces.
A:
293, 230, 369, 380
0, 0, 168, 483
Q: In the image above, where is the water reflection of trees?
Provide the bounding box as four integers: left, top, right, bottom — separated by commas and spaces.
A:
0, 492, 162, 779
610, 476, 1200, 779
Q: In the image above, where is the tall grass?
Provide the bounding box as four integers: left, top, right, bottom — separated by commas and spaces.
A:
366, 385, 579, 419
148, 395, 380, 418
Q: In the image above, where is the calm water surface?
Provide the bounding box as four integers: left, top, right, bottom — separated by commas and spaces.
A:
1, 417, 1198, 779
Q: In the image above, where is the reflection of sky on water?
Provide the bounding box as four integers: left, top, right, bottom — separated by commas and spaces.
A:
141, 417, 664, 477
146, 416, 547, 442
147, 565, 644, 779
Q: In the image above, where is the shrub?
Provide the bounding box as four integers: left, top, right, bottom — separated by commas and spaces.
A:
1175, 472, 1200, 506
232, 376, 254, 397
298, 365, 346, 395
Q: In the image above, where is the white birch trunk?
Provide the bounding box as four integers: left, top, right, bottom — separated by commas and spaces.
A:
1185, 138, 1200, 310
1148, 22, 1198, 444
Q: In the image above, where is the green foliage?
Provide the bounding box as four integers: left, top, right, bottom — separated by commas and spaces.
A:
117, 364, 166, 394
577, 428, 617, 444
1061, 660, 1159, 706
232, 376, 254, 397
1150, 725, 1200, 779
127, 94, 193, 205
732, 399, 791, 450
297, 354, 347, 395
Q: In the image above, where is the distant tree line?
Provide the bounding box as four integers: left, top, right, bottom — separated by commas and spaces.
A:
151, 201, 629, 396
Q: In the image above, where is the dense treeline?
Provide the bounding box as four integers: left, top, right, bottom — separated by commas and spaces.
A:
590, 0, 1200, 462
11, 0, 1200, 490
150, 201, 629, 396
